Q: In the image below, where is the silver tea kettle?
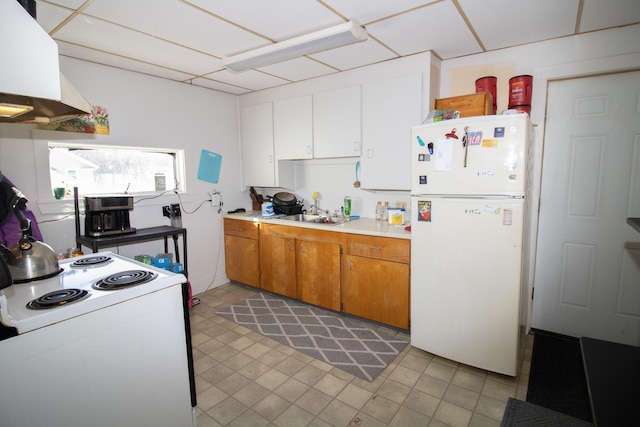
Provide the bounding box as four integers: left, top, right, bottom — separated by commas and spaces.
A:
1, 229, 60, 283
0, 180, 60, 283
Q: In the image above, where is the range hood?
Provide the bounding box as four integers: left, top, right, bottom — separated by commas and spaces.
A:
0, 1, 91, 124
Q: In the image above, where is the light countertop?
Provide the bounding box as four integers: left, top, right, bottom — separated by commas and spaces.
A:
223, 212, 411, 240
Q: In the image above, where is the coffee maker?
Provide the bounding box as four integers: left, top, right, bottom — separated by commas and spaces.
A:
84, 196, 136, 237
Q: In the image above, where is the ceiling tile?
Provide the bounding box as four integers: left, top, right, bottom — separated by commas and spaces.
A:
367, 1, 481, 59
580, 0, 640, 32
185, 0, 343, 41
458, 0, 579, 50
205, 70, 290, 91
323, 0, 436, 25
57, 41, 197, 83
190, 78, 252, 95
53, 15, 222, 76
36, 2, 75, 32
310, 39, 398, 70
257, 58, 337, 82
81, 0, 267, 58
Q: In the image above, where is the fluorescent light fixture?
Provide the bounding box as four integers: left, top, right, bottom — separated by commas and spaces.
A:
222, 21, 368, 72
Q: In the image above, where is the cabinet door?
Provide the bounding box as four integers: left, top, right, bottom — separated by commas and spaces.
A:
224, 234, 260, 288
260, 233, 297, 298
241, 102, 275, 187
343, 255, 410, 329
361, 73, 423, 190
297, 240, 341, 311
274, 95, 313, 159
313, 85, 361, 158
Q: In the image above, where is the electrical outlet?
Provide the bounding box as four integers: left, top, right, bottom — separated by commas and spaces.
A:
211, 193, 222, 207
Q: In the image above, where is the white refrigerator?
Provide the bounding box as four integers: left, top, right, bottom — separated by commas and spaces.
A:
410, 113, 531, 376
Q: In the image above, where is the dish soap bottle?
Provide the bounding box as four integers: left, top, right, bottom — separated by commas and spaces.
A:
375, 201, 383, 220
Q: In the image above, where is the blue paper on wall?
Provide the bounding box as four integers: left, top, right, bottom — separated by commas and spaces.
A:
197, 150, 222, 184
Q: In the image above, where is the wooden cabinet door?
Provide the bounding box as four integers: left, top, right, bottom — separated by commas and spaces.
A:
224, 234, 260, 287
343, 255, 410, 329
297, 240, 341, 311
260, 233, 297, 298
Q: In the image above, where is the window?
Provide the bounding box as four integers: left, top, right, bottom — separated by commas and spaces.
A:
48, 142, 185, 197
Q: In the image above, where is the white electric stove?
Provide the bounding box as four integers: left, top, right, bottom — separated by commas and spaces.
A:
0, 251, 196, 427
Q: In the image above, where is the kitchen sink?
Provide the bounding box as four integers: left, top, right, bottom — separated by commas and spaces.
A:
278, 213, 351, 225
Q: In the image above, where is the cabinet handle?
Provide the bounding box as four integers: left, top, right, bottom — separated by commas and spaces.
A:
268, 154, 273, 163
347, 260, 352, 270
307, 146, 312, 155
371, 246, 381, 251
354, 141, 360, 152
367, 149, 374, 159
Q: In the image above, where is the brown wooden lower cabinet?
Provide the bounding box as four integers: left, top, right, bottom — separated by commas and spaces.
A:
297, 239, 341, 311
223, 218, 260, 287
343, 255, 409, 329
342, 234, 411, 329
260, 232, 297, 298
223, 218, 410, 328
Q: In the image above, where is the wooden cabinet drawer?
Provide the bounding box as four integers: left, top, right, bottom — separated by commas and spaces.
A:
224, 218, 259, 239
347, 235, 409, 263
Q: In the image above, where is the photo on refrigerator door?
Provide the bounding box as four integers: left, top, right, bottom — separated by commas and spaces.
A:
418, 200, 431, 222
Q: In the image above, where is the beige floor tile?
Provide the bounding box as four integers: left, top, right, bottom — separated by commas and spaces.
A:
215, 372, 252, 395
233, 382, 271, 407
313, 373, 349, 397
451, 369, 486, 393
228, 335, 256, 351
227, 408, 270, 427
349, 412, 388, 427
390, 406, 431, 426
258, 348, 290, 367
468, 412, 502, 427
375, 378, 412, 405
256, 368, 289, 390
295, 388, 333, 415
443, 383, 480, 411
403, 388, 440, 417
414, 373, 449, 398
388, 365, 421, 387
481, 378, 516, 402
273, 404, 315, 427
252, 392, 292, 421
425, 361, 457, 383
197, 385, 229, 411
317, 399, 359, 427
237, 359, 271, 380
293, 364, 328, 386
432, 400, 473, 427
206, 396, 248, 425
361, 394, 401, 424
274, 377, 310, 402
275, 356, 307, 377
474, 395, 507, 421
336, 383, 374, 409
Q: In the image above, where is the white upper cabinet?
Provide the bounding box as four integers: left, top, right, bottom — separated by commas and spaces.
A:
274, 95, 313, 160
241, 102, 294, 188
361, 73, 423, 190
313, 85, 362, 158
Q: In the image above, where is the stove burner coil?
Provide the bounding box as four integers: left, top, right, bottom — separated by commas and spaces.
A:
71, 255, 113, 268
26, 289, 89, 310
92, 270, 158, 291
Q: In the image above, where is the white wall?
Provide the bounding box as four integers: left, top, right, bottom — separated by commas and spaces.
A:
0, 57, 246, 295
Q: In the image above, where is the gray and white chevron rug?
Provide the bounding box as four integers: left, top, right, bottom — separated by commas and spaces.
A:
216, 292, 408, 382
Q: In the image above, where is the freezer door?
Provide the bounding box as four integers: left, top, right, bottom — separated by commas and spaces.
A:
411, 114, 529, 196
410, 196, 524, 376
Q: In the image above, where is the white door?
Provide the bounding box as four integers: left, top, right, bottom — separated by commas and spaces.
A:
532, 71, 640, 345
